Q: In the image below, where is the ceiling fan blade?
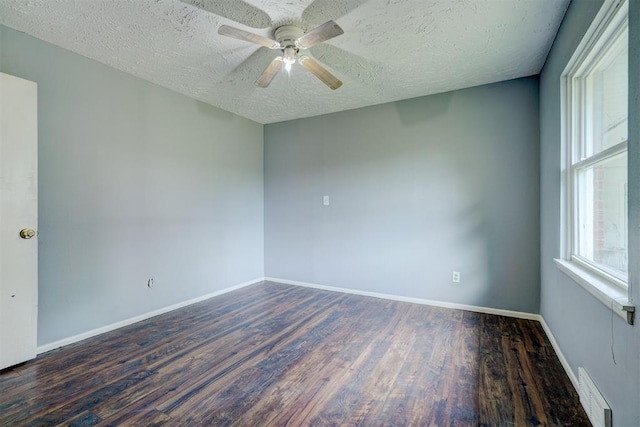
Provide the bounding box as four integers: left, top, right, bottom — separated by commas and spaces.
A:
256, 57, 283, 88
309, 44, 385, 89
296, 21, 344, 49
298, 56, 342, 90
218, 25, 280, 49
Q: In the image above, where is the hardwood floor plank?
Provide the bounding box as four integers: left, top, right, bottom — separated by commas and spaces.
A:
95, 285, 337, 422
389, 306, 443, 424
58, 410, 102, 427
23, 370, 156, 426
479, 314, 513, 425
445, 311, 482, 425
100, 408, 172, 427
306, 302, 416, 425
0, 283, 300, 421
253, 298, 400, 426
0, 281, 590, 426
159, 295, 354, 423
154, 291, 346, 416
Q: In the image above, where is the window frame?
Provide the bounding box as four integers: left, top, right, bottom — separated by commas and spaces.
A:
558, 0, 632, 322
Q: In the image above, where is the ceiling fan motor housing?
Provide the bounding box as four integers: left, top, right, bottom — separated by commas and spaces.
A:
274, 25, 304, 49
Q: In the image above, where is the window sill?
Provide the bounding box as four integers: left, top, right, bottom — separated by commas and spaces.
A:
554, 259, 634, 324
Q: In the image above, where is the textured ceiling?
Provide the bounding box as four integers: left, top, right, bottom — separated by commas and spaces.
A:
0, 0, 569, 124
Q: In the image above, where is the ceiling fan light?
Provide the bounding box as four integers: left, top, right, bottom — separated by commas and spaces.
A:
283, 47, 296, 62
282, 46, 297, 75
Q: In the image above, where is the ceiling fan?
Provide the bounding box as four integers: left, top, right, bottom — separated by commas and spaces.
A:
218, 21, 344, 90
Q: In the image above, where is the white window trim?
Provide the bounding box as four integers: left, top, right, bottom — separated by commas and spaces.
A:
558, 0, 634, 324
554, 259, 631, 322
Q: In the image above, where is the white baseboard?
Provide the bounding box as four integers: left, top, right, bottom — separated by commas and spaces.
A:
266, 277, 579, 393
538, 316, 579, 392
265, 277, 540, 320
37, 277, 265, 354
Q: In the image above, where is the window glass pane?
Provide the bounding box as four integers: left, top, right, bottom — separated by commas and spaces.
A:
583, 28, 628, 157
576, 152, 628, 279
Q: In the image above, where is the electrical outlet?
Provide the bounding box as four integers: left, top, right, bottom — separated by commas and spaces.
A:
452, 271, 460, 283
147, 278, 154, 288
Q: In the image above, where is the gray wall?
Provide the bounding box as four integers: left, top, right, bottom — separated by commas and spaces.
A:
265, 78, 540, 313
539, 0, 640, 425
0, 26, 264, 346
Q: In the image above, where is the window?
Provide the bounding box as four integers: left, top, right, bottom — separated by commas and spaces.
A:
559, 0, 631, 321
570, 21, 628, 287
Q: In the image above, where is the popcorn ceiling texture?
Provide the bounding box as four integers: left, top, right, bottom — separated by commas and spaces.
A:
0, 0, 568, 124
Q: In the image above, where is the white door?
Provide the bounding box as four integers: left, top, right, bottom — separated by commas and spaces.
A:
0, 72, 38, 370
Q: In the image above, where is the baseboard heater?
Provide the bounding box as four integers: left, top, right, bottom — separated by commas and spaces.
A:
579, 367, 612, 427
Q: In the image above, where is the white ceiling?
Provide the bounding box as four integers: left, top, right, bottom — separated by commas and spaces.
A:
0, 0, 569, 124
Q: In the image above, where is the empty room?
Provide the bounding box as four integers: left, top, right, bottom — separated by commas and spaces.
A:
0, 0, 638, 425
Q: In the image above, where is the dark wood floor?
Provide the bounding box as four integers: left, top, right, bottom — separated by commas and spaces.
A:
1, 281, 589, 426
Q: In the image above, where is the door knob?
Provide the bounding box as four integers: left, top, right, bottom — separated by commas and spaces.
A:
19, 228, 36, 239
